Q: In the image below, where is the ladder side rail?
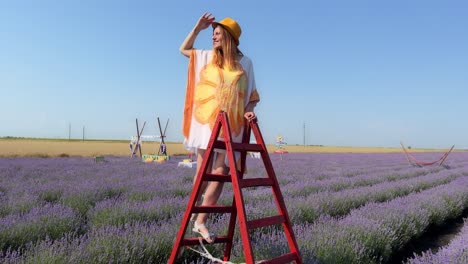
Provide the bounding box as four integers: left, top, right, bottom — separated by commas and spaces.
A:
250, 120, 286, 212
223, 120, 252, 261
250, 121, 302, 263
167, 114, 225, 264
240, 120, 253, 174
220, 112, 256, 264
223, 196, 238, 261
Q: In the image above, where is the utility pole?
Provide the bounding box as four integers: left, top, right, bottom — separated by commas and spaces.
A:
69, 123, 71, 140
303, 122, 306, 146
82, 126, 85, 141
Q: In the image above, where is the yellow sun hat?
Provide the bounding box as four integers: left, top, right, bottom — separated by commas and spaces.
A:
212, 17, 241, 46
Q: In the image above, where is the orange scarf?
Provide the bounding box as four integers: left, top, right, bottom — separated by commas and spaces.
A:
182, 50, 196, 138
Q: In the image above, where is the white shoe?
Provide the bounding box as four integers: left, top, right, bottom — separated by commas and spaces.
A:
192, 222, 215, 243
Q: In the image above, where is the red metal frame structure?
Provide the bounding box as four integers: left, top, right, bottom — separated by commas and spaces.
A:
168, 111, 302, 264
400, 142, 455, 167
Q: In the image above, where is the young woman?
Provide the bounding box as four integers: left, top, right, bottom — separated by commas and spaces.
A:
180, 13, 260, 243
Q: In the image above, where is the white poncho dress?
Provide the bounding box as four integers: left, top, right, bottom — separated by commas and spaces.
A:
182, 49, 260, 152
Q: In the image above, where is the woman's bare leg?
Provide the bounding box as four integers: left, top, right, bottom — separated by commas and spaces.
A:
194, 152, 227, 241
191, 149, 209, 221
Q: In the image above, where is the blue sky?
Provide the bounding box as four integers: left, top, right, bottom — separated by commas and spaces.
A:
1, 0, 467, 149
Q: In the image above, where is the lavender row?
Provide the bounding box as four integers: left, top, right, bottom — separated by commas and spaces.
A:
1, 153, 468, 263
185, 176, 468, 263
1, 154, 466, 220
0, 156, 192, 217
291, 176, 468, 263
2, 173, 466, 264
282, 166, 439, 197
0, 220, 197, 264
288, 168, 463, 222
0, 204, 81, 253
88, 196, 186, 228
258, 152, 467, 197
267, 152, 468, 184
212, 176, 468, 263
405, 218, 468, 264
218, 167, 463, 223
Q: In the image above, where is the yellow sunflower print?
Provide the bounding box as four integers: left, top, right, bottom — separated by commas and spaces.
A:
194, 64, 247, 137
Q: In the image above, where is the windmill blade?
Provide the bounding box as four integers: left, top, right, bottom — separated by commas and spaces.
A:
139, 121, 146, 136
132, 119, 140, 157
157, 117, 164, 137
134, 119, 146, 158
163, 119, 169, 136
136, 119, 140, 137
157, 117, 166, 144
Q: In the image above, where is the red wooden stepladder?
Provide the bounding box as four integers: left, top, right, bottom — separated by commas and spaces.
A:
168, 111, 302, 264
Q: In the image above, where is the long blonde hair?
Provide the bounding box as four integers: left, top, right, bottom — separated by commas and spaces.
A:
211, 26, 243, 71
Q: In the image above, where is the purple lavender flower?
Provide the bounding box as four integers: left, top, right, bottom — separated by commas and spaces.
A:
1, 152, 467, 263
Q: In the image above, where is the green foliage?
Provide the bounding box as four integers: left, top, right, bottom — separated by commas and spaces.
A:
85, 224, 174, 264
61, 188, 124, 216
127, 191, 155, 202
38, 190, 63, 203
61, 194, 96, 216
0, 208, 80, 253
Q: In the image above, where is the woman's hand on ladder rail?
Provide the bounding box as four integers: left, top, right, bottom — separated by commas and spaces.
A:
244, 111, 256, 122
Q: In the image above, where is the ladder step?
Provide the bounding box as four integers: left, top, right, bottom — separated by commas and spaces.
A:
247, 215, 285, 230
204, 173, 232, 182
258, 252, 300, 264
231, 142, 264, 152
239, 178, 273, 188
213, 141, 264, 152
192, 205, 235, 214
181, 235, 230, 246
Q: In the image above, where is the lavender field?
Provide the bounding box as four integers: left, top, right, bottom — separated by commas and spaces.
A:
1, 152, 467, 263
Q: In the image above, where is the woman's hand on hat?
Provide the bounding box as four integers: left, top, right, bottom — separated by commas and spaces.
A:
244, 112, 256, 122
195, 12, 215, 32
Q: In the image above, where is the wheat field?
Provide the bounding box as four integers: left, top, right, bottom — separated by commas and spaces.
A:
0, 138, 451, 157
